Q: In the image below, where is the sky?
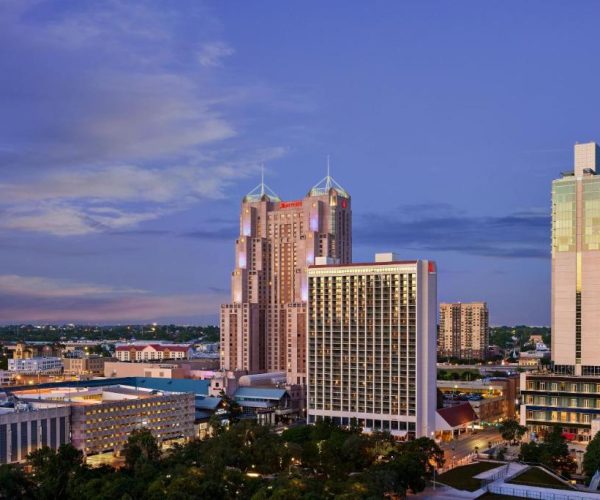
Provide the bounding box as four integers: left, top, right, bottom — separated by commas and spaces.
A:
1, 0, 599, 326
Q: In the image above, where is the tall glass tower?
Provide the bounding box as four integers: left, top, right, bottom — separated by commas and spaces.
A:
552, 142, 600, 375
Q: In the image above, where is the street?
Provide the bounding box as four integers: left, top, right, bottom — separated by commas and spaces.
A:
439, 428, 503, 464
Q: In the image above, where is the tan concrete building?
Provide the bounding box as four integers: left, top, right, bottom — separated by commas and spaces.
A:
63, 356, 110, 376
14, 385, 195, 456
306, 253, 438, 438
439, 302, 489, 360
104, 361, 184, 378
104, 359, 219, 379
220, 173, 352, 385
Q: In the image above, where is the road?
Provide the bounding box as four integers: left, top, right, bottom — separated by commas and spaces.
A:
440, 428, 503, 464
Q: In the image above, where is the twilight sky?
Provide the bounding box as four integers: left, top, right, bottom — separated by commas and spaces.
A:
1, 0, 599, 326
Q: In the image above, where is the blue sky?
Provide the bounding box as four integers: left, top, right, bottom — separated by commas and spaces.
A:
1, 0, 598, 325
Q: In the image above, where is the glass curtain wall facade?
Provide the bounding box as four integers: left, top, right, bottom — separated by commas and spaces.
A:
521, 142, 600, 443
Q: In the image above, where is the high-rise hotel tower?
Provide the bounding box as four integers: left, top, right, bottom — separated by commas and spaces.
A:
521, 142, 600, 443
307, 253, 437, 438
220, 173, 352, 385
552, 142, 600, 375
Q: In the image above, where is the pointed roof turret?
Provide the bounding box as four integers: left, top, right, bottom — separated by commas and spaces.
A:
243, 165, 281, 203
308, 155, 349, 198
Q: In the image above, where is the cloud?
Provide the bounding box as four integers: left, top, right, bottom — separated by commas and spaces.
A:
0, 274, 225, 324
0, 2, 289, 236
0, 275, 144, 299
0, 2, 237, 169
0, 150, 289, 235
198, 41, 235, 67
354, 205, 550, 259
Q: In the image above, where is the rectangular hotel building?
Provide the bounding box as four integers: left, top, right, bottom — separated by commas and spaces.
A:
306, 253, 437, 438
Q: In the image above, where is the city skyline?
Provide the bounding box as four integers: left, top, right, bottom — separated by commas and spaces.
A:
4, 1, 600, 325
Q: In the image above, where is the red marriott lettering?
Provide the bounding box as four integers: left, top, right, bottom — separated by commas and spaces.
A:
279, 200, 303, 209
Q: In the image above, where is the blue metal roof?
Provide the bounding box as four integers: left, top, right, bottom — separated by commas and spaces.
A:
195, 410, 214, 420
195, 396, 222, 410
5, 377, 211, 396
132, 378, 210, 396
234, 387, 287, 400
236, 400, 275, 409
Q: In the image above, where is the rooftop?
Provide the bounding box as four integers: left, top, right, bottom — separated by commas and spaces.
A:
11, 384, 188, 406
234, 387, 288, 400
243, 169, 281, 203
437, 402, 479, 428
308, 160, 349, 198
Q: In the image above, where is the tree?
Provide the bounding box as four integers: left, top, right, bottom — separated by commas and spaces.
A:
542, 426, 576, 475
219, 390, 242, 422
584, 431, 600, 479
27, 444, 84, 499
402, 437, 445, 473
123, 428, 161, 471
0, 464, 35, 499
499, 418, 527, 444
519, 427, 576, 476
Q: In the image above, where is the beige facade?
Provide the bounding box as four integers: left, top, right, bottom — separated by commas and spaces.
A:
14, 385, 195, 456
439, 302, 489, 360
306, 254, 437, 438
552, 142, 600, 374
104, 361, 187, 378
63, 356, 109, 376
220, 175, 352, 385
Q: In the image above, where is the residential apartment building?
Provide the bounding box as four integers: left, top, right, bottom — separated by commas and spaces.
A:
220, 173, 352, 385
521, 142, 600, 442
115, 344, 192, 362
306, 253, 437, 438
8, 357, 63, 375
0, 403, 70, 464
439, 302, 489, 360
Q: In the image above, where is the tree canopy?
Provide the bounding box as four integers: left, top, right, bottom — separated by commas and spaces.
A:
0, 420, 445, 499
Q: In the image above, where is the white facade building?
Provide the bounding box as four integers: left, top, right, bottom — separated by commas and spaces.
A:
8, 357, 63, 374
307, 253, 437, 438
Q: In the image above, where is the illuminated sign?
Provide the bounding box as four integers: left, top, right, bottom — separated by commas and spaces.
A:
341, 199, 347, 209
279, 200, 303, 209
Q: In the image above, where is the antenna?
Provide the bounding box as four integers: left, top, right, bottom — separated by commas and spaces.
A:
244, 163, 281, 202
326, 155, 331, 189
